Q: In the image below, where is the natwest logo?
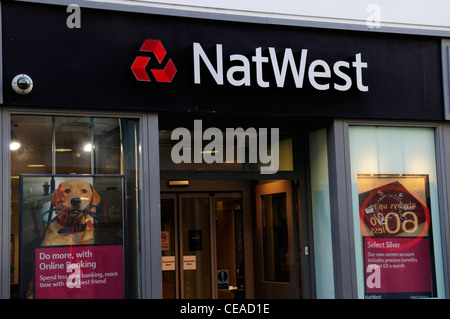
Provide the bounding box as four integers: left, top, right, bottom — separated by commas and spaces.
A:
130, 40, 369, 92
131, 39, 177, 83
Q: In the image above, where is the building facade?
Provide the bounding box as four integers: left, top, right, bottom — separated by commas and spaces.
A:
1, 0, 450, 299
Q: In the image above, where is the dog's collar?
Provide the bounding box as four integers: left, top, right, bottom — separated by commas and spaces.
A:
57, 222, 87, 235
41, 205, 99, 225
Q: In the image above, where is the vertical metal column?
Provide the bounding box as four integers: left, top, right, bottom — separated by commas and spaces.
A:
435, 124, 450, 298
0, 3, 9, 298
327, 119, 358, 298
140, 113, 162, 298
0, 108, 10, 299
51, 116, 55, 175
90, 118, 95, 174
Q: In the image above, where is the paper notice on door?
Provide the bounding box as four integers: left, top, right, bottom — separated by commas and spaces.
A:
162, 256, 175, 271
183, 255, 196, 270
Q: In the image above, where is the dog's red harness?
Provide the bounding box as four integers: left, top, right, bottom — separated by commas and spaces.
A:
55, 183, 69, 226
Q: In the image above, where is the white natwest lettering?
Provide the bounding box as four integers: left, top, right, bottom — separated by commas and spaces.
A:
194, 43, 224, 85
193, 42, 368, 92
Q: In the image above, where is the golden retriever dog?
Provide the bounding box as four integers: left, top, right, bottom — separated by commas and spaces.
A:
41, 180, 101, 246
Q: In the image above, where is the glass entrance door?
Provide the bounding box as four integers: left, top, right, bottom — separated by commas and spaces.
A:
254, 180, 300, 298
180, 194, 212, 299
161, 192, 244, 299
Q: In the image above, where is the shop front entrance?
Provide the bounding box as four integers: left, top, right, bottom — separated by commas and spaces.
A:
161, 191, 245, 299
158, 110, 307, 299
160, 179, 301, 299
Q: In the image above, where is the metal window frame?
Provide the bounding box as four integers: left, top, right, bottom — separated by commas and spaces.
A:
0, 107, 161, 299
327, 119, 357, 298
328, 119, 450, 299
0, 108, 9, 298
442, 39, 450, 120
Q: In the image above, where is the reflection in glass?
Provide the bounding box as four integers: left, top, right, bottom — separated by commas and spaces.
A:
262, 192, 290, 282
161, 198, 176, 299
181, 198, 211, 299
159, 129, 294, 172
215, 197, 245, 299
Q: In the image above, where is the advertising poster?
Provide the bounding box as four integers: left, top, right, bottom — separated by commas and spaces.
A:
358, 174, 437, 299
19, 174, 125, 299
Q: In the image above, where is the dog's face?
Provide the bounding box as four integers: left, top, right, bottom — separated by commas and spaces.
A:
50, 180, 100, 225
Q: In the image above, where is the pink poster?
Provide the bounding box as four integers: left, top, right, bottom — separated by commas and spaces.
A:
364, 237, 432, 296
34, 245, 124, 299
359, 175, 436, 298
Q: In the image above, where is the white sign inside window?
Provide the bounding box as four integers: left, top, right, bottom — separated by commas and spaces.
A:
162, 256, 175, 271
183, 255, 197, 270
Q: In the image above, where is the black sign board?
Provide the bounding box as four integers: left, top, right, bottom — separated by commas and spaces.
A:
2, 2, 444, 120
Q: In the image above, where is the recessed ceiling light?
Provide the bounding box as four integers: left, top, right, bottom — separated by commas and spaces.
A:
83, 143, 93, 152
10, 142, 21, 151
27, 164, 45, 168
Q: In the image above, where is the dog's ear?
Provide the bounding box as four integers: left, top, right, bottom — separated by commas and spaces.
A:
90, 186, 101, 206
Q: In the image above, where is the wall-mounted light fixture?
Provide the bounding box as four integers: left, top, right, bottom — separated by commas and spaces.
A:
168, 180, 189, 187
10, 128, 20, 151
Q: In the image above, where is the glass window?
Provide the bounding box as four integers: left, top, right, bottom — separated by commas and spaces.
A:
349, 126, 444, 299
159, 127, 293, 173
10, 115, 140, 299
181, 197, 211, 298
262, 192, 289, 282
309, 129, 334, 298
161, 197, 176, 299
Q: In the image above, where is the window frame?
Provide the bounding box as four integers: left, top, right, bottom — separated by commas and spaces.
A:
0, 107, 161, 299
328, 119, 450, 299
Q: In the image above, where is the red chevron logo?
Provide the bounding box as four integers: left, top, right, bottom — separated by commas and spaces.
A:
131, 39, 177, 83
